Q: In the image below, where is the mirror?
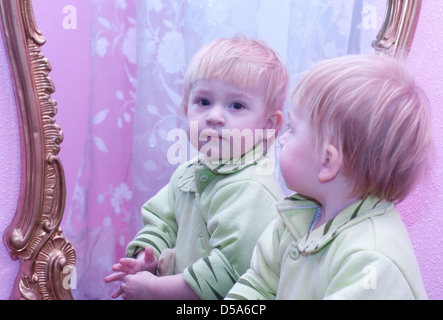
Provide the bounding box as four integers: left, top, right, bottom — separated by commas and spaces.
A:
0, 0, 422, 300
0, 0, 75, 300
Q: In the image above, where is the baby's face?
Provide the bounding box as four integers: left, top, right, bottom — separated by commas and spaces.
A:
279, 107, 319, 195
185, 78, 270, 160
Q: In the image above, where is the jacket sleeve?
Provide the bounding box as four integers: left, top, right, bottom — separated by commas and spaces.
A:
183, 180, 280, 300
225, 218, 282, 300
126, 175, 178, 258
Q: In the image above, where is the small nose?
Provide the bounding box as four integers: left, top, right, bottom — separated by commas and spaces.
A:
206, 105, 225, 126
279, 130, 289, 147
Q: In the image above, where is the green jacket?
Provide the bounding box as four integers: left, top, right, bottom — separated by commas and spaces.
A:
126, 145, 283, 299
227, 194, 427, 300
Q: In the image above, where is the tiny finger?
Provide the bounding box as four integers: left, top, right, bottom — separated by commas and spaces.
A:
104, 272, 126, 283
111, 287, 122, 299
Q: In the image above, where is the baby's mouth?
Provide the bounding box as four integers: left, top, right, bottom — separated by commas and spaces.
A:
202, 132, 223, 142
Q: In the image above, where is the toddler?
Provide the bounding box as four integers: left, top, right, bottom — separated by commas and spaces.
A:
105, 37, 289, 300
227, 54, 432, 300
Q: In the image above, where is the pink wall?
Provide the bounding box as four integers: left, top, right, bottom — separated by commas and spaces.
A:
1, 1, 442, 300
33, 0, 91, 215
0, 28, 20, 300
398, 0, 443, 300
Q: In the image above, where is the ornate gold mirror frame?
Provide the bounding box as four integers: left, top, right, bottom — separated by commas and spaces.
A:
0, 0, 422, 300
0, 0, 75, 300
372, 0, 422, 59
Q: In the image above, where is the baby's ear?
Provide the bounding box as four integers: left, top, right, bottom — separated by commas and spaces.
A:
265, 110, 283, 131
318, 144, 341, 183
263, 111, 283, 144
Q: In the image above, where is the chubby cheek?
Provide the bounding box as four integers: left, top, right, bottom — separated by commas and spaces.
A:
186, 120, 200, 151
186, 121, 221, 157
278, 148, 294, 186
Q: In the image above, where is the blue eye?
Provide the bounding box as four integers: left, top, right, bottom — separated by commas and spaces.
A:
198, 99, 211, 107
230, 102, 244, 110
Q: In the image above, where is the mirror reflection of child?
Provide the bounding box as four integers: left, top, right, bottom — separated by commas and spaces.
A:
227, 55, 432, 300
104, 37, 289, 299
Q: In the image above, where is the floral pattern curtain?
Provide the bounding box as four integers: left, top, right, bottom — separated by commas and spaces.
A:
62, 0, 137, 299
64, 0, 378, 299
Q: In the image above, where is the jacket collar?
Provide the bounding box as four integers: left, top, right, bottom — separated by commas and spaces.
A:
277, 194, 393, 254
177, 141, 267, 193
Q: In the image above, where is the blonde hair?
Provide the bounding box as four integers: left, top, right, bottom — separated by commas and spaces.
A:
182, 37, 289, 119
291, 55, 433, 203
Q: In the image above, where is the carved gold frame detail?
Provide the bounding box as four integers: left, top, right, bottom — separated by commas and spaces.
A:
372, 0, 422, 59
0, 0, 75, 300
0, 0, 422, 300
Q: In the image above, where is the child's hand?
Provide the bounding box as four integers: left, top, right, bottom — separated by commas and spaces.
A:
142, 247, 159, 274
119, 271, 159, 300
118, 273, 200, 300
104, 247, 159, 298
104, 270, 158, 300
111, 247, 158, 275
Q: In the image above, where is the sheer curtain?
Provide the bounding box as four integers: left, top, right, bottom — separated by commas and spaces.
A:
65, 0, 378, 300
63, 0, 137, 300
